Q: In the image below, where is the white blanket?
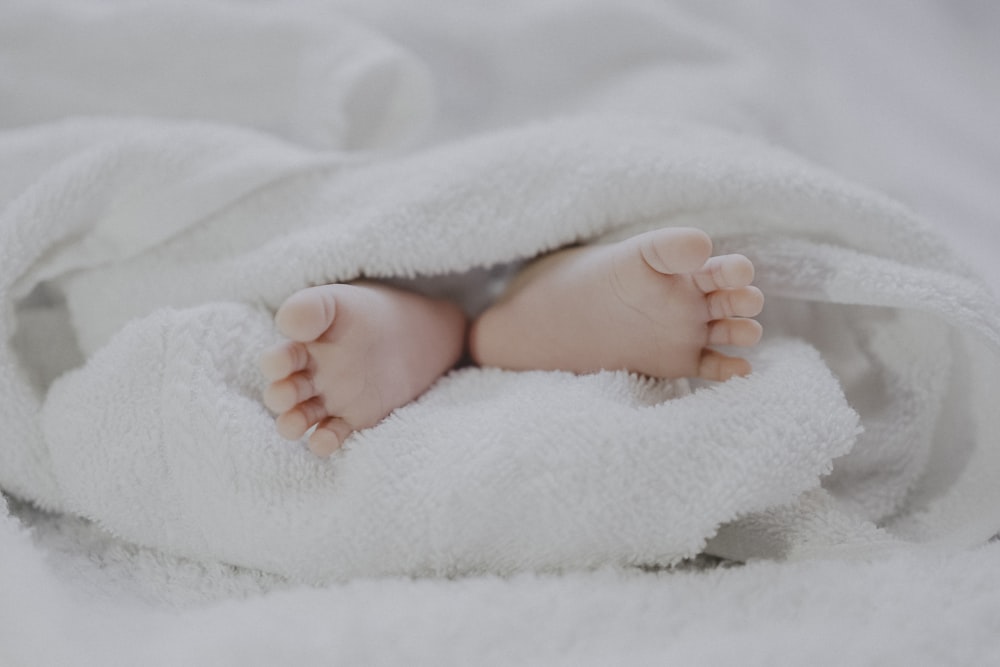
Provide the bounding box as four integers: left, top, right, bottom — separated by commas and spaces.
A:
3, 0, 1000, 663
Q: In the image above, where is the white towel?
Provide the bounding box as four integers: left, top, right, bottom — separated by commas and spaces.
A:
3, 0, 1000, 586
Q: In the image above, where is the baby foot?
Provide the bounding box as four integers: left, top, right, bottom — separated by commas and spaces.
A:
469, 227, 763, 381
259, 283, 467, 456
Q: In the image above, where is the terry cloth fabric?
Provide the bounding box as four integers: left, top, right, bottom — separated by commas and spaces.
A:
2, 0, 999, 585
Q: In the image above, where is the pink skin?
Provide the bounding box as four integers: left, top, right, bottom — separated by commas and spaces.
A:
260, 227, 763, 456
259, 283, 467, 457
469, 227, 763, 380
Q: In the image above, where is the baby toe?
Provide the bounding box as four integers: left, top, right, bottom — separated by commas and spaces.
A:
698, 349, 752, 382
708, 318, 763, 347
275, 397, 329, 440
308, 417, 355, 457
706, 286, 764, 320
637, 227, 713, 275
263, 371, 317, 413
694, 254, 755, 292
732, 286, 765, 317
275, 286, 338, 342
259, 341, 311, 381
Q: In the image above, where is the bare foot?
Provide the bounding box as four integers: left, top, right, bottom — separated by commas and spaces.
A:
469, 227, 763, 381
259, 283, 467, 456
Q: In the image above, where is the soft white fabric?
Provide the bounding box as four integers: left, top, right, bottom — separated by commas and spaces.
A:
2, 0, 1000, 664
7, 494, 1000, 667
